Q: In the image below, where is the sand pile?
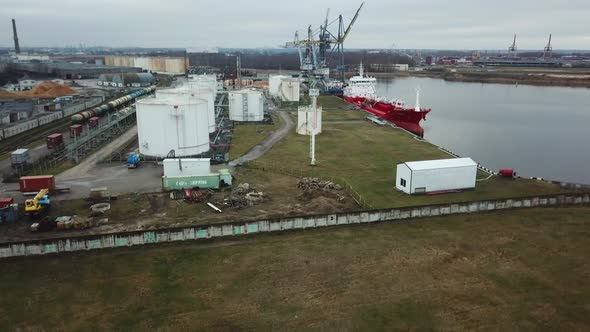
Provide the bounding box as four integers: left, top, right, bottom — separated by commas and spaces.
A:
0, 81, 77, 99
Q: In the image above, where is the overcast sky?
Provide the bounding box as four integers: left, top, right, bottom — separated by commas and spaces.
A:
2, 0, 589, 50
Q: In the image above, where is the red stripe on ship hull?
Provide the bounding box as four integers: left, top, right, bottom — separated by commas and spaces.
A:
342, 96, 430, 136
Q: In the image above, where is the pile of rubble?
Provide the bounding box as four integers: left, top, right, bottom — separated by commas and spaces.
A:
225, 183, 267, 209
297, 177, 345, 202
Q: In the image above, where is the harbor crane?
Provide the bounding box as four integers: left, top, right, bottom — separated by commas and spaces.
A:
543, 34, 553, 59
287, 3, 364, 89
508, 34, 517, 55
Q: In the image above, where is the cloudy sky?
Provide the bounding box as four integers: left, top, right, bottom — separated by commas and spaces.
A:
2, 0, 589, 50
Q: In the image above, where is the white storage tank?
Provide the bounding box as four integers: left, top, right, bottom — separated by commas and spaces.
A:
229, 89, 264, 122
136, 96, 210, 158
279, 78, 300, 102
189, 74, 218, 94
157, 86, 216, 133
396, 158, 478, 194
297, 105, 322, 135
269, 75, 289, 97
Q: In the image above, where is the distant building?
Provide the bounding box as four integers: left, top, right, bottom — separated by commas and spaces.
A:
2, 79, 37, 91
368, 63, 410, 72
11, 53, 50, 62
97, 73, 155, 88
0, 99, 34, 124
393, 64, 409, 71
13, 61, 142, 79
104, 56, 187, 75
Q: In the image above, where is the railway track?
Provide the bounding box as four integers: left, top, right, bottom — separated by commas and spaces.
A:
0, 117, 73, 156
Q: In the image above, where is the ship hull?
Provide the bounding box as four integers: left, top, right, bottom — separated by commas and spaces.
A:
342, 96, 430, 136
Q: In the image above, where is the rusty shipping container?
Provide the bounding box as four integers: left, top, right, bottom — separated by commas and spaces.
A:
46, 133, 64, 149
19, 175, 55, 192
70, 124, 83, 138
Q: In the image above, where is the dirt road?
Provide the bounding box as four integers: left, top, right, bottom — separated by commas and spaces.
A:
229, 110, 293, 166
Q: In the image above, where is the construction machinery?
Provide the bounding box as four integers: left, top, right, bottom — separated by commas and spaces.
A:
24, 188, 50, 216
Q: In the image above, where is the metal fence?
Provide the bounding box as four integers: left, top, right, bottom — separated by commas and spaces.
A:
2, 193, 587, 259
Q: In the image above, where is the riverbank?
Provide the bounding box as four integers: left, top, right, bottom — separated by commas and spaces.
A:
248, 67, 590, 88
383, 68, 590, 88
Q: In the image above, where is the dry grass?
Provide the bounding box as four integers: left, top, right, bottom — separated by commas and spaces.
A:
256, 119, 566, 209
0, 207, 588, 330
228, 113, 281, 159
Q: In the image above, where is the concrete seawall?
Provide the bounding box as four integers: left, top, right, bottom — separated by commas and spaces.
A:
1, 193, 588, 259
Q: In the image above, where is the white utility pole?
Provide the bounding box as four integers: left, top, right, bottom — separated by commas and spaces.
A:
309, 88, 319, 166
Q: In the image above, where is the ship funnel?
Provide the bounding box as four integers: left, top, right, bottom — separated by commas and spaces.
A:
359, 62, 364, 76
414, 87, 421, 112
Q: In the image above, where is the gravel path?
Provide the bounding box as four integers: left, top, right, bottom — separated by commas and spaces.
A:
229, 110, 293, 166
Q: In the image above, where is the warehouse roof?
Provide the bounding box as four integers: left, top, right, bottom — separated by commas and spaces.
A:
400, 158, 477, 171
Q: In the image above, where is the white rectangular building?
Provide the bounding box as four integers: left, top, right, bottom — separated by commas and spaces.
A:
163, 158, 211, 177
396, 158, 477, 194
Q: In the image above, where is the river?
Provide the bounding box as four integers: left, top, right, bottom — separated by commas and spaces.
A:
376, 77, 590, 184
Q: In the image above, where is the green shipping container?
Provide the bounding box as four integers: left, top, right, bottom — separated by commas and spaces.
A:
162, 174, 220, 190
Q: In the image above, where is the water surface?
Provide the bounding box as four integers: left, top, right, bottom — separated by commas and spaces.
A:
376, 77, 590, 184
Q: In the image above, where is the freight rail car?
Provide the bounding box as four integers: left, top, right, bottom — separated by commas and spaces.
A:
71, 87, 155, 124
0, 87, 155, 141
0, 98, 100, 141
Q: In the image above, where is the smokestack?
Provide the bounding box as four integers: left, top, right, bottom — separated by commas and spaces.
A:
12, 18, 21, 54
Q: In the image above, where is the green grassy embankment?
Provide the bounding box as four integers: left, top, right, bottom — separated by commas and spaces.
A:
255, 96, 565, 208
228, 113, 281, 160
0, 207, 588, 330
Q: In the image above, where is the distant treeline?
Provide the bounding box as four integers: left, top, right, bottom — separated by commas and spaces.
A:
188, 51, 415, 75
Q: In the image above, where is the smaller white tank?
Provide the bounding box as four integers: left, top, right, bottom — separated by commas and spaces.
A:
297, 105, 322, 135
279, 78, 300, 102
189, 74, 218, 94
269, 75, 289, 97
229, 89, 264, 122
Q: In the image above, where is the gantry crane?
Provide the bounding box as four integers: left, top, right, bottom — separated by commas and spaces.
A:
287, 3, 364, 89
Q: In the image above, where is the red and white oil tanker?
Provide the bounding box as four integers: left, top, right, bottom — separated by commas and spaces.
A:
342, 64, 431, 136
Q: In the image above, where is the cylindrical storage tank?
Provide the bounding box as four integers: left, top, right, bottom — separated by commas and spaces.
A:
279, 78, 300, 102
157, 86, 216, 133
269, 75, 288, 97
228, 89, 264, 122
136, 96, 210, 158
297, 105, 322, 135
189, 74, 218, 94
71, 114, 84, 124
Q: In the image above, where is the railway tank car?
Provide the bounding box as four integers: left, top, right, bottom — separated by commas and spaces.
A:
71, 87, 154, 124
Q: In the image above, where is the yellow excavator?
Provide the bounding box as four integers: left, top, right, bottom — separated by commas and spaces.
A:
25, 189, 50, 216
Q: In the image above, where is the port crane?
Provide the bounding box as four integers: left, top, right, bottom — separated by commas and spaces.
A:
287, 3, 364, 89
543, 34, 553, 59
508, 34, 518, 56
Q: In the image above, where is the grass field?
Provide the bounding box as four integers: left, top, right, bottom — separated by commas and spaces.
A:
228, 113, 281, 159
1, 207, 588, 330
318, 95, 354, 110
255, 117, 565, 208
